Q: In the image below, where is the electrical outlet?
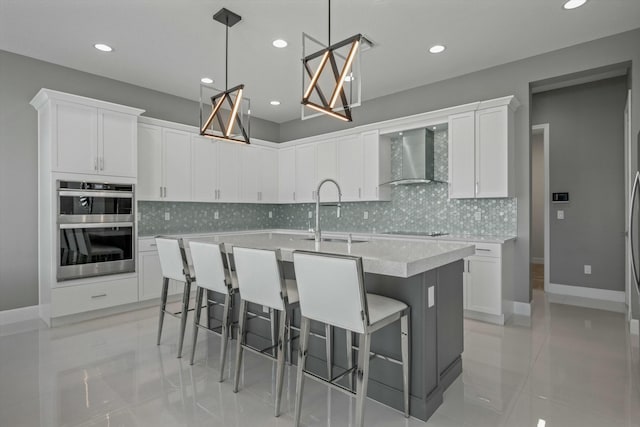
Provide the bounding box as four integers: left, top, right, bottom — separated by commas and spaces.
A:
584, 265, 591, 275
268, 211, 273, 218
557, 210, 565, 220
214, 211, 219, 220
308, 211, 313, 219
428, 286, 435, 308
364, 211, 369, 220
164, 212, 170, 221
474, 211, 482, 221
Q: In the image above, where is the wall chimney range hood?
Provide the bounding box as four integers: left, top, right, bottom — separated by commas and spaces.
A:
384, 128, 446, 185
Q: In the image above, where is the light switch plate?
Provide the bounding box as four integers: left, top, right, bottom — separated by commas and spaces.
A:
584, 265, 591, 274
364, 211, 369, 220
268, 211, 273, 218
214, 211, 219, 220
308, 211, 313, 219
474, 211, 482, 221
557, 210, 565, 220
164, 212, 170, 221
428, 286, 435, 308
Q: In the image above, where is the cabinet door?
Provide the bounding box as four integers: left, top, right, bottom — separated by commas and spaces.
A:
337, 134, 363, 201
475, 106, 509, 198
99, 110, 137, 177
241, 146, 261, 202
260, 148, 278, 203
295, 144, 317, 203
217, 141, 241, 202
137, 124, 163, 200
362, 131, 391, 201
316, 139, 338, 202
278, 147, 296, 203
162, 129, 192, 201
466, 256, 501, 315
54, 102, 98, 174
448, 111, 476, 198
139, 251, 163, 300
191, 135, 218, 202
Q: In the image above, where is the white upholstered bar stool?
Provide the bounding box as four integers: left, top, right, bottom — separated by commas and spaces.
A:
292, 251, 410, 427
188, 241, 237, 381
231, 246, 298, 417
155, 237, 194, 358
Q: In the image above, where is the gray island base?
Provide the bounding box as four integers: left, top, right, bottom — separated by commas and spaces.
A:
187, 232, 473, 422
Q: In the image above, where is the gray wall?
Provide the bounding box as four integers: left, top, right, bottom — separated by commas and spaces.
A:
0, 50, 279, 311
280, 28, 640, 309
532, 77, 628, 291
531, 133, 544, 262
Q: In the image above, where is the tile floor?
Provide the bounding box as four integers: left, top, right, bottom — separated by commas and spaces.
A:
1, 290, 638, 427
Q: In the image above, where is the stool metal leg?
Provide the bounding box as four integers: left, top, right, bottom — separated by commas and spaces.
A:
189, 287, 204, 365
346, 330, 353, 390
294, 317, 311, 427
270, 308, 277, 358
233, 299, 248, 393
176, 279, 191, 358
401, 312, 410, 417
156, 277, 170, 346
275, 308, 287, 417
355, 332, 372, 427
219, 291, 232, 382
325, 324, 333, 379
286, 306, 293, 365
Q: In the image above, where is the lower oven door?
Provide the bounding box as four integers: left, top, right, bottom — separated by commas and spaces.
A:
58, 222, 135, 281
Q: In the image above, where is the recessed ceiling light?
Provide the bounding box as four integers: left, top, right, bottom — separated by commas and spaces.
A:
429, 45, 446, 54
270, 100, 281, 106
432, 126, 437, 130
94, 43, 113, 52
399, 132, 403, 136
272, 39, 288, 48
563, 0, 587, 9
201, 77, 214, 84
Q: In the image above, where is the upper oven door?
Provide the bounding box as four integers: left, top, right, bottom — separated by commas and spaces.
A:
58, 181, 134, 223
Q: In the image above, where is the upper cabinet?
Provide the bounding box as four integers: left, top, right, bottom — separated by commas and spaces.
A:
362, 130, 392, 201
448, 97, 518, 199
30, 89, 144, 178
241, 145, 278, 203
295, 144, 318, 203
137, 124, 191, 201
316, 138, 338, 202
278, 147, 296, 203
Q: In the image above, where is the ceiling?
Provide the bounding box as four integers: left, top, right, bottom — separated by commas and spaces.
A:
1, 0, 639, 124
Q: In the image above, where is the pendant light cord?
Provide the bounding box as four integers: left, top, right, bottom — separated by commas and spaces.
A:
225, 16, 229, 90
328, 0, 331, 46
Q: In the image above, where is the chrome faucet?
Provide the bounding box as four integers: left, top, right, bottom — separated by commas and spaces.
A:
313, 178, 342, 243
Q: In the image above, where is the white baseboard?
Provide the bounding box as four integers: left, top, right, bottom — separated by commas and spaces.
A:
0, 305, 40, 325
464, 309, 505, 325
631, 319, 639, 335
547, 283, 626, 302
531, 257, 544, 265
513, 301, 532, 316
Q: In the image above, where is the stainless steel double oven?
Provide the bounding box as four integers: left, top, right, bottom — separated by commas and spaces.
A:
57, 180, 135, 281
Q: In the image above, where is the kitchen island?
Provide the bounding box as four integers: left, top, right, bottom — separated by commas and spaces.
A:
186, 232, 474, 421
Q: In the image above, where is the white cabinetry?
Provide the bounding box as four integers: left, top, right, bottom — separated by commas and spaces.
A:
217, 141, 241, 202
241, 145, 278, 203
137, 124, 191, 201
191, 135, 219, 202
362, 130, 391, 201
32, 90, 142, 177
448, 97, 518, 199
295, 144, 317, 203
337, 134, 363, 201
316, 139, 338, 201
456, 240, 514, 325
278, 147, 296, 203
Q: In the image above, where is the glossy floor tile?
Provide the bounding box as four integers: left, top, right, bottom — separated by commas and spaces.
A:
1, 290, 638, 427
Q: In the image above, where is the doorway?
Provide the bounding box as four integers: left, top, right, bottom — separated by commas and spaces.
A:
531, 124, 549, 293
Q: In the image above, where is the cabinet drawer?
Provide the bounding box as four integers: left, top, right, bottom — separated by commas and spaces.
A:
139, 238, 159, 252
472, 243, 501, 258
52, 277, 138, 317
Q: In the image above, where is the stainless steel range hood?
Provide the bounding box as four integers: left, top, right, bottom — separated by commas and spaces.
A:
384, 128, 446, 185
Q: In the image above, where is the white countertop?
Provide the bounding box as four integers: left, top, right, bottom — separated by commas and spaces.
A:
181, 232, 474, 278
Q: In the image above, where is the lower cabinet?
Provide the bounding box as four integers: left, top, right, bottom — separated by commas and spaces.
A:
457, 240, 514, 325
138, 238, 181, 300
51, 276, 138, 318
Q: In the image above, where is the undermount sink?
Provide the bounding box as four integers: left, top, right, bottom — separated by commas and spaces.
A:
300, 237, 368, 244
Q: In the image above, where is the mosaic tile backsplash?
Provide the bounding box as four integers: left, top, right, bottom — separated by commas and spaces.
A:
138, 129, 517, 237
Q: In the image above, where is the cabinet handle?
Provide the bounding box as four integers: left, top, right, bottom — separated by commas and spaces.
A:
468, 260, 471, 273
476, 248, 491, 252
150, 243, 157, 247
218, 189, 221, 200
312, 190, 314, 200
94, 158, 98, 171
100, 157, 104, 170
293, 191, 296, 201
475, 181, 479, 195
164, 187, 167, 197
376, 186, 378, 198
160, 186, 163, 198
91, 293, 107, 299
358, 188, 362, 199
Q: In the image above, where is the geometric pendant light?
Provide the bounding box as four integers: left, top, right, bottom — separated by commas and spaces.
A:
200, 8, 250, 144
301, 0, 371, 122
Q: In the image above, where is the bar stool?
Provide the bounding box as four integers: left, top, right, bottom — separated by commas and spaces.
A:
188, 241, 236, 381
292, 251, 410, 427
231, 246, 298, 417
155, 237, 193, 358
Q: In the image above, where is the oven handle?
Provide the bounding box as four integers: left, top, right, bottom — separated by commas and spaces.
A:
59, 222, 134, 229
58, 214, 134, 224
58, 190, 133, 198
